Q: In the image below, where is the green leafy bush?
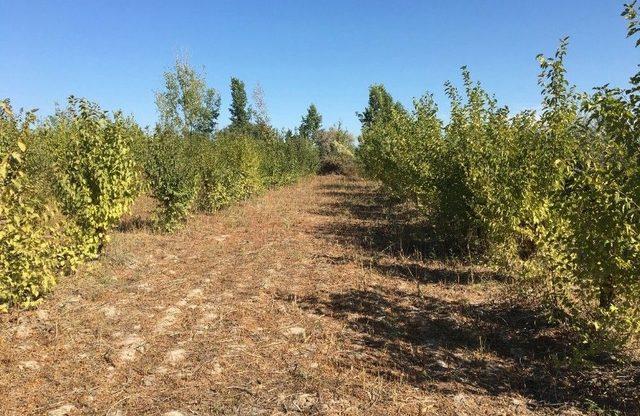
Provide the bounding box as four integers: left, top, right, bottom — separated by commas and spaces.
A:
54, 98, 138, 257
0, 102, 61, 310
145, 129, 200, 231
284, 132, 320, 178
194, 127, 318, 212
315, 125, 357, 175
357, 4, 640, 351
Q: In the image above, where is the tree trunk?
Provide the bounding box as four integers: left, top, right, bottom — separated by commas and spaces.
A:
599, 276, 614, 310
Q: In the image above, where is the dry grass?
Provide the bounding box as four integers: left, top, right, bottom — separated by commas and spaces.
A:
0, 175, 638, 415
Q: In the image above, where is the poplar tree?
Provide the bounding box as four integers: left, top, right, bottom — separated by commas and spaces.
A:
299, 104, 322, 140
229, 77, 251, 129
156, 57, 220, 136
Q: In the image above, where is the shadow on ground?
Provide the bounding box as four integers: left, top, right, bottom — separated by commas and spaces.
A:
303, 178, 640, 414
117, 214, 155, 232
313, 180, 505, 285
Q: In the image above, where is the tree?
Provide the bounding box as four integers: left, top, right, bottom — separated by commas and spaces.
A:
299, 104, 322, 141
229, 77, 251, 129
252, 82, 270, 126
315, 122, 354, 159
156, 57, 220, 136
358, 84, 399, 129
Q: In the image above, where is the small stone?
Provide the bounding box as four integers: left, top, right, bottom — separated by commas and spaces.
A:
453, 393, 466, 404
187, 288, 203, 298
19, 360, 40, 370
15, 324, 31, 339
36, 309, 49, 320
67, 295, 82, 303
211, 362, 223, 375
286, 327, 306, 337
155, 307, 181, 333
118, 334, 145, 361
101, 306, 118, 318
143, 375, 155, 386
435, 359, 449, 369
137, 283, 152, 292
293, 393, 317, 411
163, 411, 184, 416
48, 404, 76, 416
166, 349, 187, 364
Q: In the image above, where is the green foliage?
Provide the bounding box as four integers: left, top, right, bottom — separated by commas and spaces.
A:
315, 124, 357, 175
357, 7, 640, 351
195, 132, 262, 212
229, 77, 251, 130
299, 104, 322, 141
298, 105, 354, 175
196, 128, 319, 210
156, 57, 221, 136
282, 129, 321, 177
144, 129, 200, 231
0, 63, 321, 309
54, 97, 139, 257
0, 101, 61, 310
357, 84, 402, 129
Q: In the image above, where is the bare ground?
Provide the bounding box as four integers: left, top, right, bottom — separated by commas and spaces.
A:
1, 175, 638, 415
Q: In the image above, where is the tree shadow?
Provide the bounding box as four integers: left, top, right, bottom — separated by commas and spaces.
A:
313, 181, 505, 284
320, 253, 502, 285
295, 287, 640, 414
316, 181, 475, 256
304, 179, 640, 414
116, 215, 155, 232
116, 195, 157, 232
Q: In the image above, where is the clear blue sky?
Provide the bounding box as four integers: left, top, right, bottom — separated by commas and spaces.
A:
1, 1, 638, 134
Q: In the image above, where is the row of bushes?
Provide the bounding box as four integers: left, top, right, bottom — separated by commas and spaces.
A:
145, 126, 319, 231
0, 77, 320, 310
357, 4, 640, 352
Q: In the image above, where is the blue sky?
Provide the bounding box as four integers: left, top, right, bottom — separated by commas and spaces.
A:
1, 1, 638, 134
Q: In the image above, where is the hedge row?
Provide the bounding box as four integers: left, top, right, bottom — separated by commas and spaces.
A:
0, 96, 318, 310
357, 4, 640, 352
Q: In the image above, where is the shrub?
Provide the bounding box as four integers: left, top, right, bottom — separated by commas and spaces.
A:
315, 125, 357, 175
356, 4, 640, 350
196, 132, 263, 212
529, 37, 640, 349
54, 97, 138, 257
145, 129, 200, 231
282, 130, 319, 178
0, 102, 61, 310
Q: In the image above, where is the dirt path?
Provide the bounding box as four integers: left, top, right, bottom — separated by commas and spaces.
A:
0, 176, 637, 415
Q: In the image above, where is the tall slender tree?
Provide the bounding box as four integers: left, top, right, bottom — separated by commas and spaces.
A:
357, 84, 399, 129
251, 82, 270, 126
229, 77, 251, 129
299, 104, 322, 141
